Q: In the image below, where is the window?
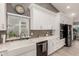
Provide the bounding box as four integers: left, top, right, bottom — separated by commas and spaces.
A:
7, 13, 30, 40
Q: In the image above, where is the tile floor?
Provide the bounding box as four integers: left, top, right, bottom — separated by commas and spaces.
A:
51, 40, 79, 56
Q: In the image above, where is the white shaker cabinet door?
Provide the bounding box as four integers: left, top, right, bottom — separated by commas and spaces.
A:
31, 7, 49, 30
30, 4, 56, 30
48, 39, 54, 55
0, 4, 6, 30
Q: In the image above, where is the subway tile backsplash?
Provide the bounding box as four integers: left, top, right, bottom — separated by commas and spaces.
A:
30, 30, 52, 38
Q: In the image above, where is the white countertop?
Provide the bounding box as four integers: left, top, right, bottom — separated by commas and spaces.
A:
0, 36, 58, 53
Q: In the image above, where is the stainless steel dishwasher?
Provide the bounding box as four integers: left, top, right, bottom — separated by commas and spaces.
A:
36, 40, 48, 56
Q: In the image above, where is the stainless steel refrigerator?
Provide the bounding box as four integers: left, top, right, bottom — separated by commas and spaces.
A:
63, 24, 72, 47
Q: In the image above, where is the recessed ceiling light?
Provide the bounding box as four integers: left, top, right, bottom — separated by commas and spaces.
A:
66, 6, 70, 9
71, 13, 76, 16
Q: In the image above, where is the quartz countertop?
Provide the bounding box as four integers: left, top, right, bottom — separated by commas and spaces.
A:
0, 36, 58, 53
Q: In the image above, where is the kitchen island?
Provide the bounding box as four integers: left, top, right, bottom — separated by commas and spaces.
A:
0, 36, 65, 56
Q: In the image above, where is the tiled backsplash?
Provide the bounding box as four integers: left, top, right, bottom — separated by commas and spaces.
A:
30, 30, 53, 38
5, 30, 53, 42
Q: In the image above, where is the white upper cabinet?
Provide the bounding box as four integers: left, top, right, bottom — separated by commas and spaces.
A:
59, 13, 73, 25
0, 4, 6, 30
30, 4, 56, 30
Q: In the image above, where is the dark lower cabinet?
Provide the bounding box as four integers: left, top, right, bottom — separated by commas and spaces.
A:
36, 40, 48, 56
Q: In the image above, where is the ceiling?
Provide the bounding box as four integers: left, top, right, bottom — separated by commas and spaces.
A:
52, 3, 79, 22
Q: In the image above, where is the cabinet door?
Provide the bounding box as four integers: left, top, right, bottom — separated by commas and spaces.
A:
54, 16, 60, 36
48, 39, 54, 55
50, 14, 56, 29
30, 4, 56, 30
0, 4, 6, 30
31, 7, 43, 29
63, 16, 68, 24
54, 38, 65, 51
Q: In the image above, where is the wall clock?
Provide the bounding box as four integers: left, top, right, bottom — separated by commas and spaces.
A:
15, 5, 25, 15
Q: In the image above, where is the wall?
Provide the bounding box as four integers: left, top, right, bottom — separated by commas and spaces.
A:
7, 3, 30, 16
6, 3, 59, 16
